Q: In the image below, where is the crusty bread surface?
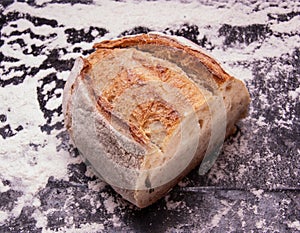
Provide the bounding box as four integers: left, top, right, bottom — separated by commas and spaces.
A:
63, 33, 250, 208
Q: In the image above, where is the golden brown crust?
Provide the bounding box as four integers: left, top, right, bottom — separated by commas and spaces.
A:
93, 33, 232, 85
82, 45, 207, 147
64, 33, 251, 208
129, 100, 181, 148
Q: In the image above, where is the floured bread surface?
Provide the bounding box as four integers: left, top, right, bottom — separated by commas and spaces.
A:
63, 33, 250, 208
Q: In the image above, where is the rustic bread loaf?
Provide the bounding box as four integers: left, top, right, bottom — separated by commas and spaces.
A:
63, 33, 250, 208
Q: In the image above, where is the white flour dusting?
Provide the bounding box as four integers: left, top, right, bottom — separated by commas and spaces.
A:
1, 0, 299, 232
4, 0, 298, 64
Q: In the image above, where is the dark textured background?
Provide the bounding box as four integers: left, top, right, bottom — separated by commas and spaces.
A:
0, 0, 299, 232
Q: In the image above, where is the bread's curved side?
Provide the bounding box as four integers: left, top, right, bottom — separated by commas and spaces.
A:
94, 33, 250, 136
64, 33, 251, 208
94, 33, 232, 85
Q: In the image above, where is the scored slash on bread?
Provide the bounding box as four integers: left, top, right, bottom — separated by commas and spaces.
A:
63, 33, 250, 208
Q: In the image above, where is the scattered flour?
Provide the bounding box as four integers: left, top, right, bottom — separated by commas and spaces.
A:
288, 87, 300, 101
103, 196, 118, 214
251, 189, 264, 199
255, 219, 266, 229
41, 222, 105, 233
1, 0, 299, 232
287, 220, 300, 231
4, 0, 298, 66
0, 211, 9, 224
209, 200, 234, 229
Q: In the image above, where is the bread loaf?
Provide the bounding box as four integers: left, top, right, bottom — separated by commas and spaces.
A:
63, 33, 250, 208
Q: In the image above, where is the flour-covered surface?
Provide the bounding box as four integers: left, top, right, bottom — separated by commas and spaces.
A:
0, 0, 299, 232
